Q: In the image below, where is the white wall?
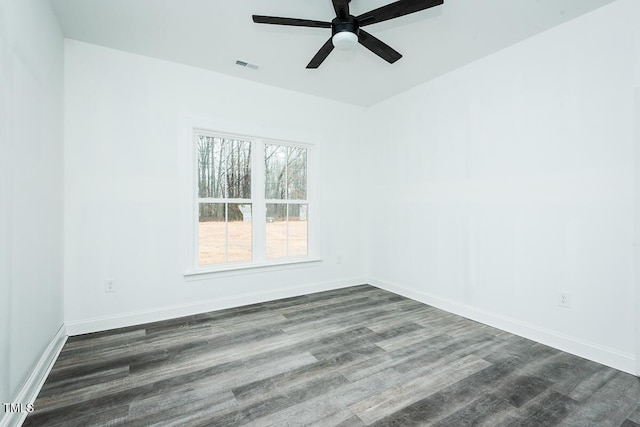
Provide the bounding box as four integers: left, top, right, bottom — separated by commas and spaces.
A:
365, 0, 639, 374
633, 6, 640, 379
63, 40, 366, 333
635, 89, 640, 377
0, 0, 64, 407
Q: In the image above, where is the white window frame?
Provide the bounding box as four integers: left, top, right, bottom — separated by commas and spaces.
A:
186, 128, 319, 277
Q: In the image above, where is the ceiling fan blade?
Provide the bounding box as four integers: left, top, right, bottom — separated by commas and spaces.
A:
332, 0, 350, 19
307, 38, 335, 69
357, 0, 443, 27
358, 30, 402, 64
252, 15, 331, 28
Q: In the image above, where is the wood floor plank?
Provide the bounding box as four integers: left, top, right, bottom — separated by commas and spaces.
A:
349, 355, 491, 424
432, 394, 515, 427
23, 285, 640, 426
558, 371, 640, 427
241, 368, 407, 427
629, 406, 640, 423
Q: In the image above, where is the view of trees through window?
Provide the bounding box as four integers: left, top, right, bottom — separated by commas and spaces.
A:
197, 135, 252, 265
265, 144, 308, 259
196, 133, 309, 266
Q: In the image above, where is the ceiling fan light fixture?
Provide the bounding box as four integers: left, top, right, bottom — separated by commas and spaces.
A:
332, 31, 358, 50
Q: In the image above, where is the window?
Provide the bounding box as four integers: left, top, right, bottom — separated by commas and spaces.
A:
194, 130, 312, 270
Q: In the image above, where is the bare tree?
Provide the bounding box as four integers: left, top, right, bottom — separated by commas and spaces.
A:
198, 136, 252, 222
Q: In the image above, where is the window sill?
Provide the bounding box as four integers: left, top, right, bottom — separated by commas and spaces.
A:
184, 257, 322, 281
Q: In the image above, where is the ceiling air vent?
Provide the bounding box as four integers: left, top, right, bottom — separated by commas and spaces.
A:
235, 60, 259, 70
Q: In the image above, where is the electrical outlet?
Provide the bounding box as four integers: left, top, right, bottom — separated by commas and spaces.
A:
337, 256, 342, 265
558, 292, 570, 308
105, 279, 116, 293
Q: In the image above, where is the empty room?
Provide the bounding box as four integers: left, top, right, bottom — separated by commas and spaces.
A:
2, 0, 640, 425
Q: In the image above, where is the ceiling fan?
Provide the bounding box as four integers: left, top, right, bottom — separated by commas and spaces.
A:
252, 0, 444, 69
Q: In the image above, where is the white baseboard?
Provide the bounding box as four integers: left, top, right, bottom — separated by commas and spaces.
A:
66, 277, 368, 336
369, 277, 637, 376
0, 324, 67, 427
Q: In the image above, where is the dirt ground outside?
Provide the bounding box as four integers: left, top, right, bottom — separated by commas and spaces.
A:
198, 221, 307, 265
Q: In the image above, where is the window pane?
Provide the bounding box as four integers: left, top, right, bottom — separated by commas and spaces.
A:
226, 139, 252, 199
266, 203, 287, 258
227, 203, 252, 263
199, 203, 225, 265
289, 204, 308, 257
287, 147, 307, 200
197, 136, 221, 198
265, 203, 308, 259
197, 135, 251, 199
265, 144, 287, 199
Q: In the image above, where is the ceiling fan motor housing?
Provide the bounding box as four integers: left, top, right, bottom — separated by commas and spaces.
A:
332, 15, 359, 37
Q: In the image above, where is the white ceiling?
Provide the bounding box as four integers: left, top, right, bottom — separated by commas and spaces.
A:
50, 0, 616, 107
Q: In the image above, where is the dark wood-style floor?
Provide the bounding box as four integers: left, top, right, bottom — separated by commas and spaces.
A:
24, 285, 640, 426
